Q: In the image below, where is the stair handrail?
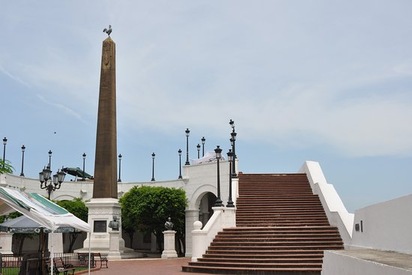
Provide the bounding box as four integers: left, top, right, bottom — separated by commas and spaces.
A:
300, 161, 354, 245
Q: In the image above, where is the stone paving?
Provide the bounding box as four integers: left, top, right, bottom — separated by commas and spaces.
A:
91, 257, 206, 275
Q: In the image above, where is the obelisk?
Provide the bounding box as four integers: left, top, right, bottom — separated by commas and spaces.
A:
93, 36, 118, 199
80, 29, 130, 258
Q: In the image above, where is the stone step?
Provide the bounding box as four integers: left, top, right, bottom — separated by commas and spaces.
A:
222, 226, 339, 232
188, 261, 322, 269
182, 265, 322, 275
202, 252, 324, 258
204, 249, 326, 256
236, 222, 332, 227
197, 257, 324, 264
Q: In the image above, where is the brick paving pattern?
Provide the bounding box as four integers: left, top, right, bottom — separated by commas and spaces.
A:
91, 257, 206, 275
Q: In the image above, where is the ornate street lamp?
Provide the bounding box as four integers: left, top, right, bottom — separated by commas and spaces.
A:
118, 154, 122, 182
2, 137, 7, 169
201, 137, 206, 157
214, 146, 223, 207
20, 145, 26, 176
82, 153, 86, 181
151, 152, 156, 181
185, 128, 190, 165
39, 166, 66, 200
178, 149, 183, 179
197, 144, 201, 159
229, 119, 237, 177
226, 149, 235, 207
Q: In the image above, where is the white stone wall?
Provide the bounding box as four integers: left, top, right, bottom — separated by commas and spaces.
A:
351, 194, 412, 254
1, 160, 233, 257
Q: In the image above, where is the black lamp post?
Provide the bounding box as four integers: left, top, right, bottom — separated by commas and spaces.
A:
185, 128, 190, 165
20, 145, 26, 176
82, 153, 86, 181
214, 145, 223, 207
151, 152, 156, 181
197, 144, 201, 159
2, 137, 7, 169
48, 150, 53, 170
118, 154, 122, 182
201, 137, 205, 157
226, 149, 235, 207
178, 149, 182, 179
39, 166, 66, 200
229, 119, 237, 177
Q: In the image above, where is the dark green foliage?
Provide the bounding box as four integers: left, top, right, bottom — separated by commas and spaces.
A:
0, 211, 22, 223
120, 186, 187, 252
56, 198, 88, 222
0, 159, 14, 174
56, 198, 88, 252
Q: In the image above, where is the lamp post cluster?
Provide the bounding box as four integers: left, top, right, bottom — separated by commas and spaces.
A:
2, 137, 26, 176
212, 119, 238, 207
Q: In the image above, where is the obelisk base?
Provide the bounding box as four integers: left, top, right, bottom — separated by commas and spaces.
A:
161, 230, 178, 259
78, 198, 132, 256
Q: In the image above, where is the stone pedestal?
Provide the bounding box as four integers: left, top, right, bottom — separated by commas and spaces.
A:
0, 232, 13, 254
79, 198, 128, 255
185, 209, 199, 257
161, 230, 177, 259
108, 231, 121, 259
48, 233, 63, 254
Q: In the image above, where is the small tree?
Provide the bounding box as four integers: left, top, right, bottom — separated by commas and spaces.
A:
120, 186, 187, 252
56, 198, 88, 252
0, 159, 14, 174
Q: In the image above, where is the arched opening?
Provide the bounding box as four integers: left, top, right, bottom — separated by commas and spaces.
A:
198, 192, 216, 228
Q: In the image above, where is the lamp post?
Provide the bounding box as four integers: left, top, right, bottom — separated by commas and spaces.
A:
20, 145, 26, 176
151, 152, 155, 181
48, 150, 52, 170
229, 119, 237, 177
201, 137, 205, 157
2, 137, 7, 169
82, 153, 86, 181
178, 149, 182, 179
197, 144, 201, 159
118, 154, 122, 182
39, 166, 66, 200
226, 149, 235, 207
185, 128, 190, 165
214, 146, 223, 207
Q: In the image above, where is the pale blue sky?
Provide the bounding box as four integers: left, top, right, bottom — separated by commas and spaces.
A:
1, 1, 412, 212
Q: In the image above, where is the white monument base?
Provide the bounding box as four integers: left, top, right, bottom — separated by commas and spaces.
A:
161, 230, 178, 259
49, 233, 63, 254
77, 198, 133, 257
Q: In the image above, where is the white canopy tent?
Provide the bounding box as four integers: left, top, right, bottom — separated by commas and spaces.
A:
0, 186, 91, 275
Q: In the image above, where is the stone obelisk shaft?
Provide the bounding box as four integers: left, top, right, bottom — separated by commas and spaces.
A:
93, 37, 117, 199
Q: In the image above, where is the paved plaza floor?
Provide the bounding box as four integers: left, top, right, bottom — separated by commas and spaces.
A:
91, 257, 204, 275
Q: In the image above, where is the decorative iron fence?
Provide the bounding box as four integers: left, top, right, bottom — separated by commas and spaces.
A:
0, 253, 87, 275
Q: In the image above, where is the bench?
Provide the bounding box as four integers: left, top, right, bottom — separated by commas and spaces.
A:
94, 253, 108, 268
77, 252, 108, 268
48, 258, 75, 275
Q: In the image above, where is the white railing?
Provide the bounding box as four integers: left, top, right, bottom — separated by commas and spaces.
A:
191, 206, 236, 261
300, 161, 354, 245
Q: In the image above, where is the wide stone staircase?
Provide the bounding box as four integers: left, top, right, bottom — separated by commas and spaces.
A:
182, 173, 344, 274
